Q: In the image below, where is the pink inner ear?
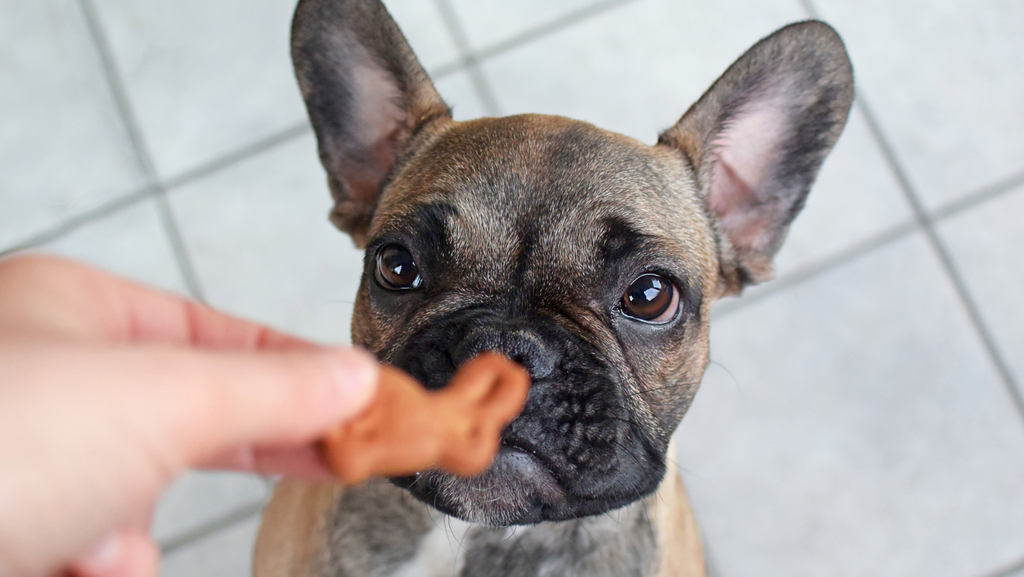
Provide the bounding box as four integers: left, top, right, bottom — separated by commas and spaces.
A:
352, 64, 405, 146
342, 64, 407, 205
707, 103, 788, 253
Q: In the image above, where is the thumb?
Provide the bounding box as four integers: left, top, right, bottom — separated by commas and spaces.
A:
68, 531, 158, 577
121, 345, 380, 472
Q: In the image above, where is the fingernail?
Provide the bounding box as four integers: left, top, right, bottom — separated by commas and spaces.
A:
76, 533, 121, 573
325, 347, 379, 412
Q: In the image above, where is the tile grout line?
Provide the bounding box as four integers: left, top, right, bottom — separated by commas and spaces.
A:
162, 121, 312, 190
0, 186, 156, 258
931, 167, 1024, 222
77, 0, 156, 178
712, 219, 921, 320
431, 0, 503, 116
159, 499, 267, 555
855, 94, 1024, 425
796, 0, 821, 21
77, 0, 206, 302
982, 556, 1024, 577
429, 0, 643, 80
473, 0, 642, 66
152, 192, 207, 300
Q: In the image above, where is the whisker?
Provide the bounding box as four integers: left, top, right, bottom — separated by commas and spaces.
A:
625, 380, 704, 398
708, 358, 745, 396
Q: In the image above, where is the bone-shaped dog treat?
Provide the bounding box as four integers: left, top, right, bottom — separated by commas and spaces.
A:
319, 353, 531, 485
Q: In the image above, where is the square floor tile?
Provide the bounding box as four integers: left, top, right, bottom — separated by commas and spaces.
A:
384, 0, 461, 73
447, 0, 610, 52
28, 198, 188, 295
482, 0, 804, 144
0, 0, 147, 251
168, 133, 363, 345
153, 472, 267, 545
161, 514, 261, 577
938, 183, 1024, 396
812, 0, 1024, 210
675, 233, 1024, 577
91, 0, 307, 180
434, 70, 489, 121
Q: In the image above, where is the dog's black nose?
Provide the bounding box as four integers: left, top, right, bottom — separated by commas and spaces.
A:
453, 328, 555, 380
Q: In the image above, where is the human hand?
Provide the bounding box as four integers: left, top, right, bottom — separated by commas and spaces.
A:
0, 255, 378, 577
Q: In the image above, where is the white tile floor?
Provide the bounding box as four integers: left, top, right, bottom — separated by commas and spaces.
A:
2, 0, 1023, 575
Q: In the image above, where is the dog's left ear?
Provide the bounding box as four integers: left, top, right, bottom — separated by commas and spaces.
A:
659, 21, 853, 295
291, 0, 451, 246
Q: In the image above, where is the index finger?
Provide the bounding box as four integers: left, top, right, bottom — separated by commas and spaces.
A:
0, 255, 312, 350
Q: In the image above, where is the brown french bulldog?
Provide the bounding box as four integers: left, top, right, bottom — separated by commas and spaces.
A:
255, 1, 853, 575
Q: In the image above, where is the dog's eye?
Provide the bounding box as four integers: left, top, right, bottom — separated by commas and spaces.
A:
375, 244, 422, 290
621, 274, 678, 323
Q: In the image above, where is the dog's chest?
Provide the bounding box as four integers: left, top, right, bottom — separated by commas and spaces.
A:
388, 514, 474, 577
393, 515, 656, 577
324, 482, 659, 577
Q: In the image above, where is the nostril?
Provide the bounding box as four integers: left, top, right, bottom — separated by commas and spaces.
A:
510, 352, 529, 368
512, 352, 546, 379
451, 331, 500, 368
525, 358, 553, 380
523, 352, 554, 380
502, 331, 554, 380
454, 328, 556, 381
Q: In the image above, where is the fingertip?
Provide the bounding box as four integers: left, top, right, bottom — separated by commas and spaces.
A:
70, 532, 158, 577
323, 347, 379, 420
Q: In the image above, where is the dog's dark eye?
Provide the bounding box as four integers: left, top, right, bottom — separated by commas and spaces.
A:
375, 244, 422, 290
621, 274, 678, 323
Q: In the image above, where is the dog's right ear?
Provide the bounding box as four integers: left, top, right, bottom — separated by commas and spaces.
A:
292, 0, 450, 246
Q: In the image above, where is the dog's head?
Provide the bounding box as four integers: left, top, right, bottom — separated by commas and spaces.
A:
292, 0, 853, 525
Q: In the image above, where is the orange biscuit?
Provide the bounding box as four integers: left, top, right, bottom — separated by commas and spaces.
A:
320, 352, 531, 485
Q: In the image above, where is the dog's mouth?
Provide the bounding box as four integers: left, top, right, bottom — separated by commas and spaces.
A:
391, 443, 572, 525
391, 418, 665, 526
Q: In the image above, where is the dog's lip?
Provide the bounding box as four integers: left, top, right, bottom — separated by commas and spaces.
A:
493, 444, 566, 505
406, 443, 558, 482
499, 439, 563, 484
499, 441, 541, 463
